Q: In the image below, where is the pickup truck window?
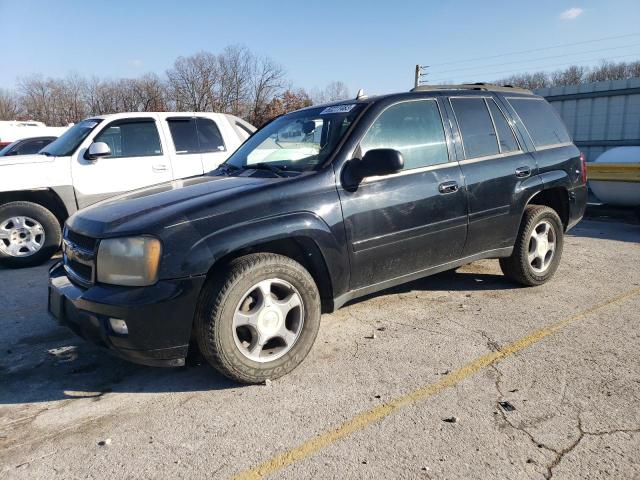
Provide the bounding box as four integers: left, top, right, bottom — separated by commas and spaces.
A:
196, 118, 225, 152
94, 119, 162, 158
508, 98, 571, 148
40, 119, 102, 157
168, 117, 226, 154
360, 100, 448, 170
450, 97, 500, 159
168, 118, 199, 154
486, 99, 519, 153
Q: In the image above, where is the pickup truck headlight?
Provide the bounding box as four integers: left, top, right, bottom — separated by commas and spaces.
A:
97, 237, 162, 286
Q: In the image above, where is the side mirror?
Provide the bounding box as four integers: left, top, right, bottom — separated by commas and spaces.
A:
346, 148, 404, 185
86, 142, 111, 161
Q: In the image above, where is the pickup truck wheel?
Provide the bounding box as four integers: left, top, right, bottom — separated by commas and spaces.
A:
195, 253, 321, 384
500, 205, 564, 286
0, 201, 61, 268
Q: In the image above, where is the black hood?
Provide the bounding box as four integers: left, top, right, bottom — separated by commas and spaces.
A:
67, 175, 277, 238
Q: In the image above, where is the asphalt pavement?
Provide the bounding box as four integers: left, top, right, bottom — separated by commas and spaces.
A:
1, 217, 639, 479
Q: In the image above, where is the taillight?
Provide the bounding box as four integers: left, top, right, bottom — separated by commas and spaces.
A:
579, 152, 587, 184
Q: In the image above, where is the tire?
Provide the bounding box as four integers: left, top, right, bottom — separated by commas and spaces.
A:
499, 205, 564, 286
0, 201, 62, 268
195, 253, 321, 384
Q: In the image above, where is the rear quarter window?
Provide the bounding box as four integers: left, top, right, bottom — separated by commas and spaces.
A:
507, 98, 571, 148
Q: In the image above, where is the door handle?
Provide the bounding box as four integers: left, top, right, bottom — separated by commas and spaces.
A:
515, 166, 531, 178
438, 181, 459, 194
152, 164, 169, 172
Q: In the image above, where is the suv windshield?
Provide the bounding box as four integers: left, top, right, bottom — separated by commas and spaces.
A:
41, 119, 103, 157
222, 104, 365, 173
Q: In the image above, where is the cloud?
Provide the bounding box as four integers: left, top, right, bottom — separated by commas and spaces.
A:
559, 7, 583, 20
128, 59, 143, 68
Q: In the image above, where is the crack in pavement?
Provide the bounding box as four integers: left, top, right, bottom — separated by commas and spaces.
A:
484, 329, 640, 480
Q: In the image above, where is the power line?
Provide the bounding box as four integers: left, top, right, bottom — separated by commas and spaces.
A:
429, 33, 640, 68
430, 52, 640, 83
430, 43, 640, 75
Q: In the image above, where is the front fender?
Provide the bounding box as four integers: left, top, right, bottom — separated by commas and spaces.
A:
161, 211, 349, 298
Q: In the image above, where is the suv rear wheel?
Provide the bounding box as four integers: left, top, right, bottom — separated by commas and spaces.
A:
0, 201, 61, 268
195, 253, 321, 384
499, 205, 564, 286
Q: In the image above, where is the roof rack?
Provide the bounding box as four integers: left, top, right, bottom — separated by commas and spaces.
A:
411, 83, 532, 94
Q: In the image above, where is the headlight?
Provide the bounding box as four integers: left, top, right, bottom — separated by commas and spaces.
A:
97, 237, 162, 286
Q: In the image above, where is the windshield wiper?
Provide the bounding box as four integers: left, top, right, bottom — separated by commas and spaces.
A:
242, 163, 288, 177
213, 163, 241, 176
39, 151, 53, 156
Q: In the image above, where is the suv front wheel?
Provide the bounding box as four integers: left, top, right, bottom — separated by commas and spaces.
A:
500, 205, 564, 286
195, 253, 321, 384
0, 201, 62, 268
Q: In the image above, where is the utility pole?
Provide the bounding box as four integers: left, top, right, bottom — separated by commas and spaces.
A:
414, 65, 430, 88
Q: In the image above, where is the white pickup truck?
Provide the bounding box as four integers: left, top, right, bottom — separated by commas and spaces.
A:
0, 112, 255, 267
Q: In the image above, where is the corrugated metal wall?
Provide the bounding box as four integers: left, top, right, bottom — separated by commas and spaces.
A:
535, 77, 640, 162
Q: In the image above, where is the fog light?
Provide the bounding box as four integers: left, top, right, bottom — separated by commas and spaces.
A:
109, 318, 128, 335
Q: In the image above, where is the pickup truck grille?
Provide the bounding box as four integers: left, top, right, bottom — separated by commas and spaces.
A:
62, 228, 96, 288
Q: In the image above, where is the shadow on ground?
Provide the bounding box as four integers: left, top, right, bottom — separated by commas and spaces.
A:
569, 219, 640, 243
0, 338, 238, 404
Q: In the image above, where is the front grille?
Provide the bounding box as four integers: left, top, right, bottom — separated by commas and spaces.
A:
65, 228, 97, 251
63, 228, 97, 287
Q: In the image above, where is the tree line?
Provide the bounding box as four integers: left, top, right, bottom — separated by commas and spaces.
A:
493, 60, 640, 90
0, 45, 351, 127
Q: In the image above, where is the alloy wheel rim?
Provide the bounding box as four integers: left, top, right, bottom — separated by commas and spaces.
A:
527, 220, 556, 274
0, 216, 46, 257
232, 278, 304, 363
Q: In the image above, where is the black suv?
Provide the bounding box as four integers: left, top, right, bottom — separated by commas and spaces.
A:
49, 84, 587, 383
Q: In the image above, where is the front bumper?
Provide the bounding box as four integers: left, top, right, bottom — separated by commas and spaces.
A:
48, 262, 206, 367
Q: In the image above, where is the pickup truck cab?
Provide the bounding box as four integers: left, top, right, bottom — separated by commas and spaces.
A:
49, 84, 587, 384
0, 112, 255, 267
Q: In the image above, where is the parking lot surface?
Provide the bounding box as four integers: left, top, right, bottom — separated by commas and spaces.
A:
1, 218, 639, 479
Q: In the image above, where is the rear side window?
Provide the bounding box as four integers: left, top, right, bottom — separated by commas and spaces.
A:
196, 118, 225, 152
94, 119, 162, 158
508, 98, 571, 148
168, 117, 226, 153
168, 118, 199, 154
360, 100, 448, 170
487, 99, 519, 153
450, 97, 499, 158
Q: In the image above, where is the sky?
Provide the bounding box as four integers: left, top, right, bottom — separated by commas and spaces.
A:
1, 0, 640, 96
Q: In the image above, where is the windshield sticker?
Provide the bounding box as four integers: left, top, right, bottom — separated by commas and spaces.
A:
82, 121, 99, 128
320, 104, 356, 115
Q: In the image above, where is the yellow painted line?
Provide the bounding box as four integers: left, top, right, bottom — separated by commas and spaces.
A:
232, 287, 640, 480
588, 162, 640, 183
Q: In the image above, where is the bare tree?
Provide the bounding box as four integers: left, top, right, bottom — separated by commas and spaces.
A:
0, 88, 21, 120
493, 71, 550, 89
312, 81, 350, 104
247, 56, 286, 126
494, 60, 640, 89
17, 75, 56, 125
217, 45, 254, 116
550, 65, 587, 86
587, 60, 637, 83
166, 52, 220, 111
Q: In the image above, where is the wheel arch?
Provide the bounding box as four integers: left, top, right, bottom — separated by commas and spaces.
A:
0, 188, 75, 226
181, 212, 347, 314
526, 186, 570, 230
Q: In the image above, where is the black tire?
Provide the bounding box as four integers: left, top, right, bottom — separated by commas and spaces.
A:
0, 201, 61, 268
195, 253, 321, 384
499, 205, 564, 286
